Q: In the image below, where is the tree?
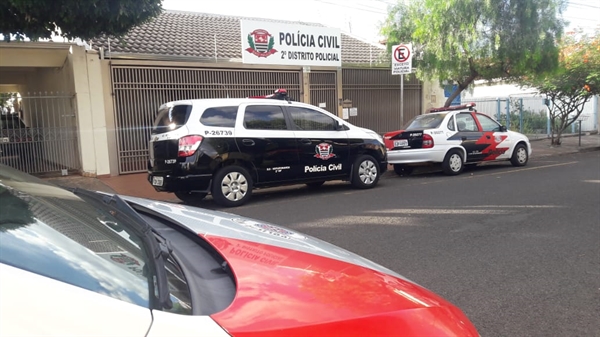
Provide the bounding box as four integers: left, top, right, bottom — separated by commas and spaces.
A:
520, 29, 600, 145
380, 0, 566, 107
0, 0, 162, 42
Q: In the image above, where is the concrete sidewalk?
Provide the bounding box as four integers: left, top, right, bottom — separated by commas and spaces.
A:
45, 133, 600, 202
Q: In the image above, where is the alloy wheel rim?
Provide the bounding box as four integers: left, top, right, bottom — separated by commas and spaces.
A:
359, 160, 377, 184
221, 172, 248, 201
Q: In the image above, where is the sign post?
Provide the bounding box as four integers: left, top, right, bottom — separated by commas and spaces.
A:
391, 44, 413, 126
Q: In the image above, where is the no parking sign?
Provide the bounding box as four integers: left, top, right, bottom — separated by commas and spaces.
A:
392, 44, 413, 75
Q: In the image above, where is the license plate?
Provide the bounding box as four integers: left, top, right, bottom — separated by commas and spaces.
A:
152, 176, 164, 186
394, 139, 408, 147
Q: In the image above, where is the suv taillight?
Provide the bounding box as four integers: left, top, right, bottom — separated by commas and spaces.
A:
422, 134, 434, 148
178, 135, 203, 157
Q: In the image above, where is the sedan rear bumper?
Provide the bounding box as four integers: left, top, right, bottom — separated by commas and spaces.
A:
387, 148, 448, 164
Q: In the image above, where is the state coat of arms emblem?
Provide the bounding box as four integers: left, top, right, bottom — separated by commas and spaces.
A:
246, 29, 277, 57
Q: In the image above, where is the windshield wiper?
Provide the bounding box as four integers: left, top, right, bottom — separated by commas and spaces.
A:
71, 188, 173, 310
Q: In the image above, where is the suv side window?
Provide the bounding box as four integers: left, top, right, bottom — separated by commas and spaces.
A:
200, 106, 238, 127
456, 113, 478, 132
288, 106, 337, 131
476, 113, 502, 132
243, 105, 288, 130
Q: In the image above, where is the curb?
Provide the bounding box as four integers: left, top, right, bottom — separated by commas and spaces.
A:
579, 146, 600, 153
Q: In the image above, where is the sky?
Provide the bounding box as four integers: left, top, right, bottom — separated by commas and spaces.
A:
161, 0, 600, 43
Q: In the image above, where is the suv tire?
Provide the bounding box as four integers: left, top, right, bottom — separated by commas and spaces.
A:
351, 155, 380, 189
212, 165, 253, 207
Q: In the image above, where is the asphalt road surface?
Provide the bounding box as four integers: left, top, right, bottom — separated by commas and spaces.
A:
206, 152, 600, 337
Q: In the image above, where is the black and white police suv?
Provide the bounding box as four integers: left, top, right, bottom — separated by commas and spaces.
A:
148, 90, 387, 207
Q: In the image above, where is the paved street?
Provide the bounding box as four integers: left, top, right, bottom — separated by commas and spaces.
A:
205, 152, 600, 337
44, 139, 600, 337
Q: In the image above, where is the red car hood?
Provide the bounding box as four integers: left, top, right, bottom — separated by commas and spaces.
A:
123, 197, 478, 336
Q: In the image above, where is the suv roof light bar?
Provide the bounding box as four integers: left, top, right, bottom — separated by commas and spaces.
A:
248, 88, 292, 102
429, 102, 477, 113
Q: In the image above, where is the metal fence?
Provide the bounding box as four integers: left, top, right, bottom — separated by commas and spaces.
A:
342, 68, 422, 134
0, 92, 81, 175
310, 71, 337, 115
467, 96, 599, 139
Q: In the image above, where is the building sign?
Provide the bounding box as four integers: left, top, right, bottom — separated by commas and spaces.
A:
392, 43, 413, 75
241, 20, 342, 67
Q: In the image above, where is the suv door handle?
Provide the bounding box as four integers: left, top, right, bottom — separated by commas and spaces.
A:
461, 136, 467, 141
242, 139, 255, 146
300, 138, 312, 145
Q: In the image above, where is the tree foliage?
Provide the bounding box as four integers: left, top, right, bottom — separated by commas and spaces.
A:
0, 0, 162, 42
520, 29, 600, 145
381, 0, 566, 107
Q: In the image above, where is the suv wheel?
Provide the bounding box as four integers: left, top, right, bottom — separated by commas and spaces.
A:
351, 155, 380, 189
212, 165, 253, 207
174, 191, 207, 203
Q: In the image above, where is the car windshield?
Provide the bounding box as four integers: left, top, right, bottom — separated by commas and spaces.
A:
0, 166, 156, 309
404, 113, 447, 130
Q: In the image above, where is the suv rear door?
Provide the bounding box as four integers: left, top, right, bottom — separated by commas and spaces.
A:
287, 106, 350, 179
236, 103, 299, 184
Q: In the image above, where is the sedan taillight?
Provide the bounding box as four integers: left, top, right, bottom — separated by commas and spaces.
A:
422, 134, 434, 148
178, 135, 203, 157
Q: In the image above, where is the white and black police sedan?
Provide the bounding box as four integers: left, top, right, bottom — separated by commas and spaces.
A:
384, 103, 532, 176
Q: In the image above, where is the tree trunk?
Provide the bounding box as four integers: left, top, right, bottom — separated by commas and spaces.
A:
553, 128, 563, 146
444, 72, 478, 107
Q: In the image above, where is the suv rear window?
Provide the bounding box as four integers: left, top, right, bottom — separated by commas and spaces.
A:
152, 105, 192, 134
404, 113, 447, 130
200, 106, 238, 127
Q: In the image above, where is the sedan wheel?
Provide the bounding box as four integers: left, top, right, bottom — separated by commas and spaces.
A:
511, 143, 528, 167
442, 150, 464, 175
393, 164, 414, 176
175, 191, 207, 203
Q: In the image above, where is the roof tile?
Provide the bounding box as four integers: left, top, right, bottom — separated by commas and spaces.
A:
91, 11, 387, 65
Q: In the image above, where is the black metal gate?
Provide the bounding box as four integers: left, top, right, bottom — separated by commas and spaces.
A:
1, 92, 81, 175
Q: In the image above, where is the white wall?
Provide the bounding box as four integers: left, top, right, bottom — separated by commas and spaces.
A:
71, 46, 111, 176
